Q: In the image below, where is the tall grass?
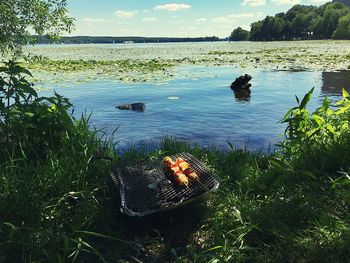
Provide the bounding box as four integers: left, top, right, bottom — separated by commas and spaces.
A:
0, 114, 123, 262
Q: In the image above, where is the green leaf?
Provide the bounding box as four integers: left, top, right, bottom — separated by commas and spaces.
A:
74, 230, 130, 244
9, 108, 22, 114
335, 105, 350, 115
203, 246, 223, 253
322, 96, 330, 109
307, 128, 320, 138
282, 106, 298, 121
343, 88, 349, 99
227, 141, 234, 150
24, 112, 34, 117
326, 124, 335, 134
299, 87, 314, 110
313, 115, 325, 126
3, 222, 16, 230
326, 108, 334, 116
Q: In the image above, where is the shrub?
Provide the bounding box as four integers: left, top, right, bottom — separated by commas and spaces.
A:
0, 61, 74, 161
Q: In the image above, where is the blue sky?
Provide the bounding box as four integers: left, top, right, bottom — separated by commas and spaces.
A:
67, 0, 329, 38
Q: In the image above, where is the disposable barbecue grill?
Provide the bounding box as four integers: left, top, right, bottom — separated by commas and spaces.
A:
110, 152, 219, 217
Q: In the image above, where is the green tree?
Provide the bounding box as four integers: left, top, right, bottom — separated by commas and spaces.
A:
321, 2, 349, 38
249, 21, 263, 41
333, 14, 350, 39
291, 13, 309, 38
270, 16, 285, 39
261, 16, 275, 40
0, 0, 74, 56
246, 2, 350, 41
229, 27, 249, 41
0, 1, 74, 157
309, 15, 323, 38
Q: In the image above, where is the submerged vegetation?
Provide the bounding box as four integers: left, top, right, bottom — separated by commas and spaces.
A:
19, 41, 350, 85
1, 59, 350, 261
22, 56, 175, 83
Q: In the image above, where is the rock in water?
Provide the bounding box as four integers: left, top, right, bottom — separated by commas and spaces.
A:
116, 103, 146, 112
131, 103, 146, 112
230, 74, 252, 91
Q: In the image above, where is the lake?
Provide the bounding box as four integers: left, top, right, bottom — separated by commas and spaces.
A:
38, 62, 350, 152
24, 41, 349, 151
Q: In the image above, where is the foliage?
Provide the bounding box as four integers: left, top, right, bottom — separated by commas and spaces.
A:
280, 87, 350, 175
333, 14, 350, 39
0, 61, 74, 161
248, 2, 350, 41
281, 88, 350, 157
229, 27, 250, 41
0, 113, 119, 262
0, 62, 120, 261
0, 0, 74, 56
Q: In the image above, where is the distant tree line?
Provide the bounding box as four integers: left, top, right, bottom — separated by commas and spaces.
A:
32, 35, 221, 44
229, 2, 350, 41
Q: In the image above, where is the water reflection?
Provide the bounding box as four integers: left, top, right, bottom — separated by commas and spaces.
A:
321, 71, 350, 97
233, 89, 251, 102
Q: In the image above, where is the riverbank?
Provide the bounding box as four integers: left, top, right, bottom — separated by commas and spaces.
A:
1, 89, 349, 262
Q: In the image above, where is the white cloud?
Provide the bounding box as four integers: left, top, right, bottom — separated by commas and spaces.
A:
154, 3, 191, 11
256, 11, 264, 18
271, 0, 301, 5
114, 10, 135, 18
310, 0, 328, 3
196, 18, 207, 23
241, 0, 266, 7
231, 13, 256, 19
142, 17, 158, 22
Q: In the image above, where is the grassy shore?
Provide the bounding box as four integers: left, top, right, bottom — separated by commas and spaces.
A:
1, 87, 349, 262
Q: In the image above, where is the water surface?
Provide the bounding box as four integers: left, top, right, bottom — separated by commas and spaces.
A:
39, 66, 350, 151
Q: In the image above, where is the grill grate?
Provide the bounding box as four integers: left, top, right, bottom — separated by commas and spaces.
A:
111, 153, 220, 216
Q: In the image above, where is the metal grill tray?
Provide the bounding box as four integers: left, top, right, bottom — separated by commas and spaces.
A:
111, 152, 220, 217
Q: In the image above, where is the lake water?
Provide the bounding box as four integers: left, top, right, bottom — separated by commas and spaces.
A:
39, 66, 350, 152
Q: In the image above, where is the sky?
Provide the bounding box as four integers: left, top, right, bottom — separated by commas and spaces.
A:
67, 0, 330, 38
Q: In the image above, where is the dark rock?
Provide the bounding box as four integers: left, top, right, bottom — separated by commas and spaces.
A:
230, 74, 252, 91
131, 103, 146, 112
116, 103, 146, 112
